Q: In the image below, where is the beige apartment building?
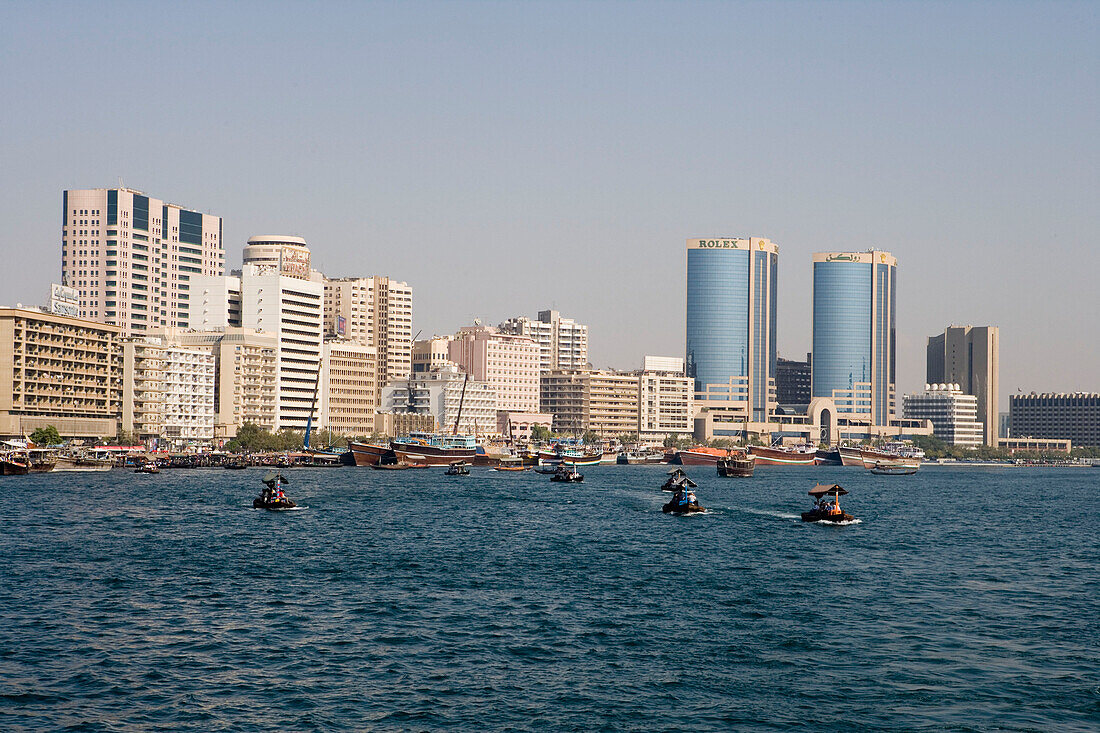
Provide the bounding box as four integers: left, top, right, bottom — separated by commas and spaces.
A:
927, 325, 999, 446
159, 327, 277, 440
323, 276, 413, 399
639, 357, 694, 441
121, 337, 215, 446
319, 339, 378, 438
449, 326, 540, 413
0, 307, 121, 438
62, 188, 223, 335
499, 309, 589, 372
587, 371, 642, 437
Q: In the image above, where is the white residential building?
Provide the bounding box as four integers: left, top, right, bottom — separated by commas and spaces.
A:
449, 325, 540, 413
121, 337, 215, 446
500, 309, 588, 372
62, 188, 223, 335
323, 276, 413, 397
380, 365, 497, 436
639, 356, 693, 441
902, 383, 984, 447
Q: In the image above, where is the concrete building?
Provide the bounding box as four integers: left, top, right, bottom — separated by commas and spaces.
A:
412, 336, 454, 375
0, 306, 122, 439
496, 411, 553, 443
62, 188, 223, 335
242, 235, 312, 279
160, 327, 277, 440
902, 384, 984, 447
538, 368, 650, 438
776, 353, 812, 405
380, 365, 497, 436
449, 326, 540, 413
927, 325, 999, 446
121, 337, 215, 446
686, 237, 778, 422
540, 370, 588, 435
812, 250, 897, 427
499, 310, 588, 372
588, 371, 641, 437
639, 357, 693, 441
1008, 393, 1100, 448
323, 276, 413, 394
319, 339, 378, 438
190, 246, 324, 431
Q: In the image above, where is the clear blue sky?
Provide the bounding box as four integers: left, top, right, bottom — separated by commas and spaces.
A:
1, 1, 1097, 409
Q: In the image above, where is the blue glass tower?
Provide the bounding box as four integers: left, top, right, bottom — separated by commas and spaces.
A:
685, 237, 779, 421
811, 251, 897, 426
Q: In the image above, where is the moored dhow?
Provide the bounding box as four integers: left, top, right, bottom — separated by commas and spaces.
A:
348, 441, 397, 466
747, 443, 817, 466
391, 432, 478, 466
671, 445, 729, 465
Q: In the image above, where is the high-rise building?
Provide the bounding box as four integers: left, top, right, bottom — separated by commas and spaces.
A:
323, 276, 413, 397
587, 371, 641, 437
121, 337, 215, 446
776, 353, 812, 405
500, 310, 588, 372
449, 326, 540, 413
190, 239, 323, 431
0, 306, 122, 439
926, 326, 999, 446
318, 339, 378, 438
62, 188, 223, 335
1008, 393, 1100, 448
685, 237, 778, 422
242, 236, 312, 278
812, 250, 897, 426
903, 384, 984, 447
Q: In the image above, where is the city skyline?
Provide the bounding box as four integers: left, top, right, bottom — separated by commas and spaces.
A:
1, 2, 1097, 408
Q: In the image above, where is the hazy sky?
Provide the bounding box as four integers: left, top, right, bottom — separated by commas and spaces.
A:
2, 1, 1097, 409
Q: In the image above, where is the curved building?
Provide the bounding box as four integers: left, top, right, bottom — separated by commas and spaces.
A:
243, 235, 311, 279
685, 237, 778, 421
811, 250, 896, 426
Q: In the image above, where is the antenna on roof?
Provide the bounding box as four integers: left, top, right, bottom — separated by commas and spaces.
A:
119, 176, 124, 189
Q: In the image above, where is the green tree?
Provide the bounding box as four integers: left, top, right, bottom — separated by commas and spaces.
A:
616, 432, 639, 446
530, 424, 552, 442
581, 430, 600, 445
30, 425, 62, 446
708, 437, 734, 450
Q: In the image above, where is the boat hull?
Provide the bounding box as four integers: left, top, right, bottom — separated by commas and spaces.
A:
748, 446, 817, 466
717, 458, 755, 477
392, 444, 477, 466
663, 501, 705, 514
838, 446, 865, 467
801, 510, 855, 523
348, 441, 396, 466
1, 460, 29, 476
674, 448, 728, 465
815, 448, 842, 466
53, 458, 114, 472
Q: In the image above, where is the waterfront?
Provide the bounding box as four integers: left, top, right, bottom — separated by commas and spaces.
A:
0, 466, 1096, 731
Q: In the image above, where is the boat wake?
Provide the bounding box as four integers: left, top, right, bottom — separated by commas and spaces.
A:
250, 505, 308, 511
734, 507, 801, 520
809, 518, 862, 526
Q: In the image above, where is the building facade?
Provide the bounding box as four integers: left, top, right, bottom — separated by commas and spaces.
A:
319, 339, 378, 438
685, 237, 778, 422
411, 336, 454, 375
0, 307, 121, 438
380, 365, 497, 436
449, 326, 540, 413
812, 250, 897, 427
639, 357, 693, 441
1008, 393, 1100, 448
499, 309, 588, 372
323, 276, 413, 399
121, 337, 215, 446
927, 325, 999, 446
540, 370, 588, 435
776, 353, 812, 405
587, 371, 641, 437
902, 384, 984, 447
62, 188, 223, 335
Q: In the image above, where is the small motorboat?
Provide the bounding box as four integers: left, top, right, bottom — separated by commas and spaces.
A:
493, 457, 528, 472
224, 458, 249, 470
254, 471, 296, 510
550, 465, 583, 483
869, 461, 918, 476
445, 460, 471, 476
717, 451, 755, 478
663, 488, 705, 514
134, 462, 160, 474
661, 467, 697, 492
533, 467, 559, 475
801, 483, 855, 523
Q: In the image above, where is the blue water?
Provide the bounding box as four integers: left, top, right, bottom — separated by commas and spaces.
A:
0, 465, 1096, 731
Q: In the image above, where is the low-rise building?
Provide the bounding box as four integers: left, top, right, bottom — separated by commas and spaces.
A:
639, 357, 693, 441
0, 306, 122, 439
1008, 392, 1100, 448
380, 365, 497, 436
902, 383, 985, 448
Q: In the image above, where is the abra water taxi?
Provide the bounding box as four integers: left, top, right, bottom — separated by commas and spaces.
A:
801, 484, 855, 523
254, 472, 297, 510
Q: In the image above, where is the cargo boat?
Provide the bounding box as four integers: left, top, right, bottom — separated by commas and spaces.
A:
391, 432, 478, 466
747, 444, 817, 466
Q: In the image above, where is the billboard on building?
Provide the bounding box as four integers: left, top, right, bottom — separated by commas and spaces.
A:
48, 283, 80, 317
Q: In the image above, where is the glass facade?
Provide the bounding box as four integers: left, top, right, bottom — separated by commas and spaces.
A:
179, 209, 203, 245
133, 194, 149, 232
107, 189, 117, 226
812, 256, 896, 425
686, 248, 748, 395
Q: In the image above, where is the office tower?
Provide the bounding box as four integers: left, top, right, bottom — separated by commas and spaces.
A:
811, 250, 897, 426
685, 237, 778, 422
902, 384, 984, 447
318, 339, 378, 437
926, 325, 999, 446
1009, 393, 1100, 447
0, 306, 122, 439
776, 353, 812, 405
190, 237, 323, 431
500, 310, 588, 372
449, 325, 540, 413
62, 188, 223, 335
323, 276, 413, 395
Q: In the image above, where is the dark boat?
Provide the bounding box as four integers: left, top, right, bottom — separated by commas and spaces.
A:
801, 483, 855, 523
254, 471, 297, 509
815, 447, 843, 465
371, 461, 426, 470
869, 461, 918, 476
1, 452, 30, 476
445, 460, 471, 476
717, 451, 755, 478
533, 467, 559, 475
27, 449, 57, 473
348, 441, 397, 466
663, 488, 705, 514
661, 467, 697, 492
224, 457, 249, 469
550, 465, 583, 482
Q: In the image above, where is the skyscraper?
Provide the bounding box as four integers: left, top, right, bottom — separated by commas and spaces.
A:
62, 188, 223, 335
812, 250, 897, 426
685, 237, 778, 422
926, 325, 999, 446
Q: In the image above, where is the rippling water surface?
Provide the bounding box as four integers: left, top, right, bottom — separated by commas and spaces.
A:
0, 464, 1097, 731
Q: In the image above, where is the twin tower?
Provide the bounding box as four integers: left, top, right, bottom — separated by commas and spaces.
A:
686, 238, 897, 430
